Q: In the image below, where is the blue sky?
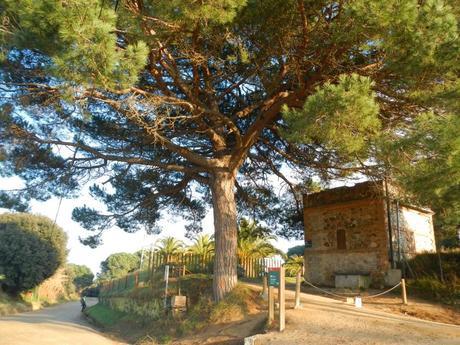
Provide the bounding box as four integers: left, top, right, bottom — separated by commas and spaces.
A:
0, 177, 303, 274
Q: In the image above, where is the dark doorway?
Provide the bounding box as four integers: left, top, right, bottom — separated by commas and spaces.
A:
337, 229, 347, 250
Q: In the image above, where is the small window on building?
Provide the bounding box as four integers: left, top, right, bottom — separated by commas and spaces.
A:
337, 229, 346, 250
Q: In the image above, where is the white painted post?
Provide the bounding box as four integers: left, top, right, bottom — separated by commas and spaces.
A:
279, 266, 286, 332
164, 264, 169, 308
268, 285, 274, 325
401, 278, 408, 305
261, 274, 268, 300
294, 270, 302, 309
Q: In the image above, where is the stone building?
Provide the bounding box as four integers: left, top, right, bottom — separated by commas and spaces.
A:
303, 181, 436, 287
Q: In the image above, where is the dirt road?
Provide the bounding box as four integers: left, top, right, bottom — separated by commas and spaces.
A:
249, 286, 460, 345
0, 298, 123, 345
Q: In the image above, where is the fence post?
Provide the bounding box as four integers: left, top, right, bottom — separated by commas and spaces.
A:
279, 266, 286, 332
268, 285, 274, 325
148, 248, 152, 272
401, 278, 408, 305
294, 270, 302, 309
261, 274, 268, 301
164, 264, 170, 309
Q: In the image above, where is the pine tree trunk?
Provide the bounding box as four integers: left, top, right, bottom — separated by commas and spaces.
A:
211, 170, 238, 302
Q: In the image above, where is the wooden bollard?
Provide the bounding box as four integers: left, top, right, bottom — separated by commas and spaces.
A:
262, 274, 268, 301
401, 278, 408, 305
268, 285, 274, 324
279, 266, 285, 332
294, 270, 302, 309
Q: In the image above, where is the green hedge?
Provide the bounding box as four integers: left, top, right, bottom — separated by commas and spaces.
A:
407, 251, 459, 304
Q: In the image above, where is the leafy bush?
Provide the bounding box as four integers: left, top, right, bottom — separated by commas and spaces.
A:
81, 285, 100, 297
407, 251, 460, 303
407, 251, 460, 280
209, 285, 256, 323
99, 252, 140, 280
66, 264, 94, 291
0, 213, 67, 294
284, 255, 304, 277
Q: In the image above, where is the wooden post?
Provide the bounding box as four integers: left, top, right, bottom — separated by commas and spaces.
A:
135, 271, 139, 287
294, 270, 302, 309
261, 274, 268, 301
148, 248, 152, 272
401, 278, 408, 305
164, 265, 170, 309
268, 285, 274, 325
279, 266, 286, 332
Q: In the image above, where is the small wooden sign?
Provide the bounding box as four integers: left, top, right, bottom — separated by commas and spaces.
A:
171, 295, 187, 309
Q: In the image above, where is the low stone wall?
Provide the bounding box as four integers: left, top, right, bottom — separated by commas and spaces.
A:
304, 250, 386, 286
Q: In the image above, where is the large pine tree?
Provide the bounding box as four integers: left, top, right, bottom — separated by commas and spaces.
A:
0, 0, 458, 300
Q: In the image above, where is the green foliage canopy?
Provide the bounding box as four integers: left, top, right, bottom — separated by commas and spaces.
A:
383, 113, 460, 246
188, 234, 215, 257
0, 0, 459, 297
0, 213, 67, 294
66, 263, 94, 291
0, 0, 456, 243
283, 74, 381, 158
155, 237, 185, 256
237, 218, 281, 259
99, 252, 140, 280
287, 245, 305, 257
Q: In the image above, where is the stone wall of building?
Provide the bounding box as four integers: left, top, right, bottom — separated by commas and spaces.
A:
304, 251, 381, 287
303, 181, 436, 287
303, 181, 385, 209
304, 196, 390, 286
389, 204, 436, 262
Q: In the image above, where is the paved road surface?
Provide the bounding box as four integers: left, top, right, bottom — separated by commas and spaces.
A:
0, 298, 123, 345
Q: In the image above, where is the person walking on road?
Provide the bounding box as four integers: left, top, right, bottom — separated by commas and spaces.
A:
80, 295, 87, 312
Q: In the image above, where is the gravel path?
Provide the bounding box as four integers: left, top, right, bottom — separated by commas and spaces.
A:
0, 298, 124, 345
248, 285, 460, 345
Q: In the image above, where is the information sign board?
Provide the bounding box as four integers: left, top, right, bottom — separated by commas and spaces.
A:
268, 268, 280, 287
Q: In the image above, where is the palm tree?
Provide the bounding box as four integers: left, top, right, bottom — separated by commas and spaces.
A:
155, 237, 184, 256
237, 218, 281, 259
188, 234, 215, 257
284, 255, 304, 277
238, 218, 271, 242
237, 237, 281, 259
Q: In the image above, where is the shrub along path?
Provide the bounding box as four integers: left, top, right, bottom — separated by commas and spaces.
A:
0, 298, 123, 345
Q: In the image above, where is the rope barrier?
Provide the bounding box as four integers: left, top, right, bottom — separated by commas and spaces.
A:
302, 279, 402, 301
302, 280, 353, 299
361, 282, 401, 299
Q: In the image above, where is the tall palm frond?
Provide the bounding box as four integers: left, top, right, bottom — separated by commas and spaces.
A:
284, 255, 304, 276
155, 237, 184, 256
237, 218, 281, 259
188, 234, 215, 257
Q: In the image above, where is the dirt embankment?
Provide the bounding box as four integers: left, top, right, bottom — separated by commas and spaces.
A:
363, 294, 459, 326
87, 285, 266, 345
